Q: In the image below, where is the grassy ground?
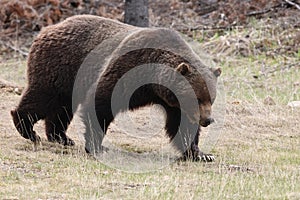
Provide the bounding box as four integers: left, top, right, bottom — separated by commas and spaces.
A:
0, 18, 299, 199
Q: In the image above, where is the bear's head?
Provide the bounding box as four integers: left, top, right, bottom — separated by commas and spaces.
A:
175, 62, 221, 127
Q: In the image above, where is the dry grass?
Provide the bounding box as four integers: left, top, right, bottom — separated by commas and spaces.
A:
0, 17, 300, 199
200, 17, 300, 105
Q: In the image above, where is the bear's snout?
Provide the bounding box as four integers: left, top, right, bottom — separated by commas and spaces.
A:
200, 117, 214, 127
199, 103, 214, 127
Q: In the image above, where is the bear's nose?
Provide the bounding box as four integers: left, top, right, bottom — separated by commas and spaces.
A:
204, 118, 214, 127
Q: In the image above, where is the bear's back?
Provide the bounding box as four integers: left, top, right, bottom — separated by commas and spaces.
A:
26, 15, 136, 90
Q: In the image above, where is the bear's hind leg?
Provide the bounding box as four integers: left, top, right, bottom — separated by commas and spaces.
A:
11, 109, 42, 143
45, 106, 75, 146
11, 89, 49, 143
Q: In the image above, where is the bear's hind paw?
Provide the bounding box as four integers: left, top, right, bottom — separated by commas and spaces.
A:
64, 137, 75, 146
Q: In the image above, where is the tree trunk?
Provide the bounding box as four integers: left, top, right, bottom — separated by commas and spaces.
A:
124, 0, 149, 27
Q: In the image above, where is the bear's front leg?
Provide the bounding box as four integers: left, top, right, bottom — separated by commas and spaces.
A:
164, 106, 215, 162
82, 112, 105, 155
183, 128, 215, 162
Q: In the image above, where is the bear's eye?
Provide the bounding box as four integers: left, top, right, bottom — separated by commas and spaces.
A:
197, 99, 202, 104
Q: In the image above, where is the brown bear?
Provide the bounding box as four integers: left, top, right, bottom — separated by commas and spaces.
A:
11, 15, 221, 161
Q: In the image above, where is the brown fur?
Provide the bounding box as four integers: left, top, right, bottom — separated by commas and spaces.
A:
11, 15, 221, 161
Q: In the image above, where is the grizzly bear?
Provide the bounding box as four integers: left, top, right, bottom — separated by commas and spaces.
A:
11, 15, 221, 161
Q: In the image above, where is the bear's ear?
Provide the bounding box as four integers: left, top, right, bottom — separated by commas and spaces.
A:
176, 62, 191, 75
211, 68, 221, 77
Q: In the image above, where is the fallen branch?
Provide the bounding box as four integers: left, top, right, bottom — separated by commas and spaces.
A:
246, 8, 273, 16
175, 23, 245, 32
247, 0, 300, 16
246, 3, 282, 16
283, 0, 300, 11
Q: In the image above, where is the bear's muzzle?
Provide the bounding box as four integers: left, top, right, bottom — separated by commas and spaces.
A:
200, 117, 215, 127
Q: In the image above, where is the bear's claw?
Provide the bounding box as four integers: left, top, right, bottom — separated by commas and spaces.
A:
28, 131, 41, 144
182, 150, 215, 162
48, 135, 75, 146
198, 154, 215, 162
57, 137, 75, 146
64, 137, 75, 146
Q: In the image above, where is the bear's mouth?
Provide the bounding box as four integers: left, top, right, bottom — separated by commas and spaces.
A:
200, 118, 215, 127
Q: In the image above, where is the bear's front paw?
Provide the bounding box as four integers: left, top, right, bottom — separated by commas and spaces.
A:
183, 145, 215, 162
182, 150, 215, 162
32, 134, 41, 151
29, 131, 41, 143
53, 136, 75, 146
196, 153, 215, 162
64, 137, 75, 146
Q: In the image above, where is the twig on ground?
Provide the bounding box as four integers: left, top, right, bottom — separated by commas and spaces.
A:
283, 0, 300, 11
246, 3, 282, 16
246, 0, 300, 16
246, 8, 273, 16
175, 23, 244, 32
